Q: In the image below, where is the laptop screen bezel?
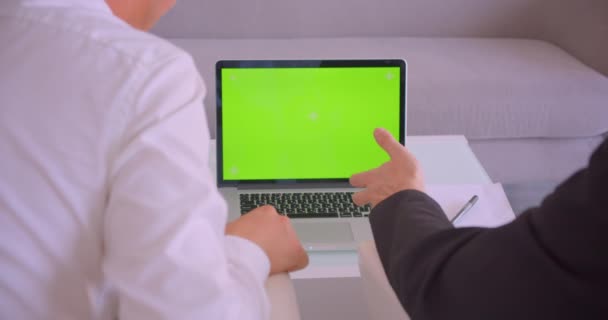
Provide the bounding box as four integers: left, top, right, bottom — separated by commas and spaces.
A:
215, 59, 407, 187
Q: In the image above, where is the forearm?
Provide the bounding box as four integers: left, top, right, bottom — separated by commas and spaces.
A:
369, 170, 608, 319
104, 234, 270, 320
370, 189, 464, 315
370, 189, 453, 268
370, 191, 551, 318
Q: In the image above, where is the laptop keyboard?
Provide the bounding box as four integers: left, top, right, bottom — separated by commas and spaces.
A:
240, 192, 372, 218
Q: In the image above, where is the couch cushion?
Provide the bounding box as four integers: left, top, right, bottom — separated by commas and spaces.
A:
170, 37, 608, 139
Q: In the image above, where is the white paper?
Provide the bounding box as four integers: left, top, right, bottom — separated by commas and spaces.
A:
427, 183, 516, 228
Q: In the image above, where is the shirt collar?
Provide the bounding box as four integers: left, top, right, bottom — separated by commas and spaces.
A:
1, 0, 112, 14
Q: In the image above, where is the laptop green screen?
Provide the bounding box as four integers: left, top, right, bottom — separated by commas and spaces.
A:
219, 63, 403, 181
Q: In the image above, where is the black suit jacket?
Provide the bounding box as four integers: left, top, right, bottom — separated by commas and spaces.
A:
370, 138, 608, 319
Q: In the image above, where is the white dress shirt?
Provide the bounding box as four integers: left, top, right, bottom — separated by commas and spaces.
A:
0, 1, 270, 319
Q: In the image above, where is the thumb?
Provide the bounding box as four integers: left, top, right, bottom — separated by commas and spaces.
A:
374, 128, 403, 159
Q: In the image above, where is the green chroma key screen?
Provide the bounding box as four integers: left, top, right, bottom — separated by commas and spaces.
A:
218, 60, 404, 182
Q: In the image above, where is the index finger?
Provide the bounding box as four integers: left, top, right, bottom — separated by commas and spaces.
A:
349, 169, 376, 188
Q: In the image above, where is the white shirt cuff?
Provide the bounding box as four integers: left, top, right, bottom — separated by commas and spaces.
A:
225, 235, 271, 283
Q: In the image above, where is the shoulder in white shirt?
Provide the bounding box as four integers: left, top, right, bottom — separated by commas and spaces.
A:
0, 1, 270, 319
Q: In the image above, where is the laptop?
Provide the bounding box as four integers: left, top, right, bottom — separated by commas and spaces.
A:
216, 59, 406, 251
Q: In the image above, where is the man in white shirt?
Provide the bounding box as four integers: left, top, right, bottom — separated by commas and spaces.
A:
0, 0, 308, 319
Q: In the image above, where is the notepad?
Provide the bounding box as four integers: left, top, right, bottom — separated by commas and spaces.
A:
427, 183, 516, 228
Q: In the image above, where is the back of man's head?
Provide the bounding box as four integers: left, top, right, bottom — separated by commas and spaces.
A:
105, 0, 175, 30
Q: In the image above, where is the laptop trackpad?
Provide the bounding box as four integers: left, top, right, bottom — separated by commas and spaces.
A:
294, 222, 354, 243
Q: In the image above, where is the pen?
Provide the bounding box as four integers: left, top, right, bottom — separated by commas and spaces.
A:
450, 195, 478, 224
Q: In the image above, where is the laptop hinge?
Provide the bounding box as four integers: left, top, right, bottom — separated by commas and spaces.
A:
237, 182, 352, 190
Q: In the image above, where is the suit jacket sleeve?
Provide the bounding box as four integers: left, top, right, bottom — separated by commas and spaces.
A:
370, 140, 608, 320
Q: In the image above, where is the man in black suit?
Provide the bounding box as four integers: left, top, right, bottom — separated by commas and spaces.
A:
350, 128, 607, 319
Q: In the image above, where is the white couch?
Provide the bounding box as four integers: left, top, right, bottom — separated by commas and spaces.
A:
153, 0, 608, 193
